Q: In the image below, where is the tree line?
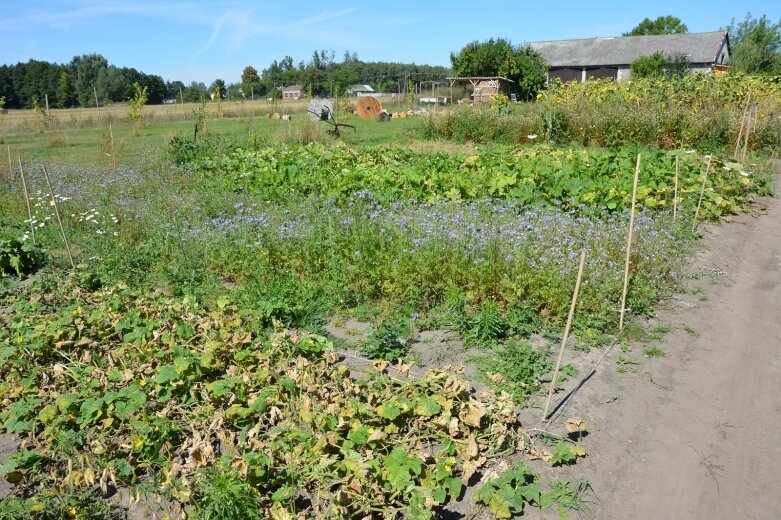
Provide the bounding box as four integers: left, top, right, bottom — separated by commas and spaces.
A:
0, 54, 171, 109
246, 50, 451, 99
0, 50, 451, 110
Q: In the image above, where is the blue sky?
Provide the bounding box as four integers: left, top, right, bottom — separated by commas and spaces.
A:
2, 1, 779, 84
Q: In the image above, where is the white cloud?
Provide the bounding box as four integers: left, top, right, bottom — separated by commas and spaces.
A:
188, 7, 358, 64
28, 2, 204, 29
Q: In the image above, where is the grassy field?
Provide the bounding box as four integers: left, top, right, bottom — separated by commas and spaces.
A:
0, 79, 776, 519
1, 99, 432, 167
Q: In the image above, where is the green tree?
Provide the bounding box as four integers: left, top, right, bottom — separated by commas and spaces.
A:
511, 47, 549, 101
624, 16, 688, 36
210, 79, 226, 99
166, 80, 185, 102
630, 52, 668, 77
56, 70, 74, 108
726, 13, 781, 73
631, 52, 691, 79
127, 82, 148, 121
127, 82, 148, 135
301, 65, 327, 97
183, 81, 207, 103
450, 38, 548, 101
95, 65, 126, 104
327, 66, 358, 97
241, 66, 261, 98
69, 54, 108, 107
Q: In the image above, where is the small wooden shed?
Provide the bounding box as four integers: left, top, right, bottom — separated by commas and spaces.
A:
447, 76, 514, 103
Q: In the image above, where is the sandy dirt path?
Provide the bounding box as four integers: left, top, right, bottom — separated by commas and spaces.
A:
563, 165, 781, 519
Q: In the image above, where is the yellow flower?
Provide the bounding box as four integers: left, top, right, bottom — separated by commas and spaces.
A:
67, 507, 77, 517
133, 438, 144, 449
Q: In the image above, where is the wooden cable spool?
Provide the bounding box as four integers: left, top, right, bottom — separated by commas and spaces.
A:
356, 96, 382, 120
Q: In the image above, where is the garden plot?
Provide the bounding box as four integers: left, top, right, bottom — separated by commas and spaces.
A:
0, 135, 775, 518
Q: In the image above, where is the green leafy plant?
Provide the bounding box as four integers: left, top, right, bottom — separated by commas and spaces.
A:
194, 464, 263, 520
0, 282, 522, 517
466, 299, 506, 346
361, 319, 409, 361
127, 81, 148, 136
550, 440, 587, 466
473, 341, 552, 404
193, 95, 210, 140
1, 238, 43, 278
31, 96, 54, 133
474, 461, 543, 518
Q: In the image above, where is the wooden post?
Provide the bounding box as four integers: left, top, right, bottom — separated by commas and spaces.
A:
6, 145, 12, 180
543, 250, 587, 420
741, 101, 755, 166
733, 92, 750, 159
692, 156, 713, 231
109, 124, 115, 165
179, 87, 185, 120
94, 86, 101, 122
619, 154, 642, 331
42, 165, 75, 268
18, 158, 36, 245
673, 155, 679, 223
44, 94, 50, 116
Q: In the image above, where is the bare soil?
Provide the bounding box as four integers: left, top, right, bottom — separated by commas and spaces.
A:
543, 166, 781, 519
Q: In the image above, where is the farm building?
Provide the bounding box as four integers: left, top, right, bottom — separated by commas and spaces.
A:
347, 84, 375, 96
446, 76, 514, 103
282, 85, 306, 100
527, 31, 730, 83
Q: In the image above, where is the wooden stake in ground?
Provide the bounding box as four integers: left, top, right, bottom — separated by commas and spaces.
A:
543, 250, 587, 421
109, 124, 116, 165
619, 154, 642, 331
692, 156, 713, 232
733, 91, 752, 160
94, 86, 101, 122
740, 101, 756, 166
673, 154, 680, 223
17, 158, 36, 245
42, 165, 75, 269
6, 145, 12, 180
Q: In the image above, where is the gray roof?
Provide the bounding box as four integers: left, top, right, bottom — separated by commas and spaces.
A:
348, 84, 375, 92
282, 84, 303, 91
446, 76, 514, 82
527, 31, 729, 67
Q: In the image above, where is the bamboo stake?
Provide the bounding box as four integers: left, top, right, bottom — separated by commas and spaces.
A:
740, 101, 755, 166
6, 145, 12, 180
109, 124, 116, 165
673, 154, 679, 223
42, 165, 75, 268
18, 158, 36, 245
619, 154, 642, 331
94, 86, 101, 122
733, 91, 751, 159
543, 250, 587, 421
692, 156, 713, 232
